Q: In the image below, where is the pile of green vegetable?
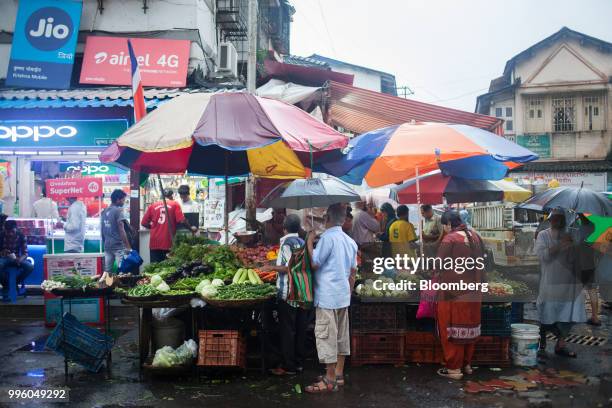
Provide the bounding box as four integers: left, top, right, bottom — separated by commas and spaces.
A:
52, 274, 96, 290
127, 284, 159, 298
232, 268, 263, 285
208, 282, 276, 300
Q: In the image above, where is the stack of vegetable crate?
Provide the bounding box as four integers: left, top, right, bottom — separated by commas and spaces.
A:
350, 302, 408, 366
402, 303, 512, 366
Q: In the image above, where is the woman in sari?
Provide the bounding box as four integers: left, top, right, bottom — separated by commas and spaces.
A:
435, 210, 485, 380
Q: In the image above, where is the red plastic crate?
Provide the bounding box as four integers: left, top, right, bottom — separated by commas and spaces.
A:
472, 336, 511, 366
404, 331, 443, 364
350, 332, 405, 366
350, 303, 407, 332
197, 330, 246, 368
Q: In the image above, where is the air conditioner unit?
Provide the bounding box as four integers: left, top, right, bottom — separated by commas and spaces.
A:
218, 42, 238, 78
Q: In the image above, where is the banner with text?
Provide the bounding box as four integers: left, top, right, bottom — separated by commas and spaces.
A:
6, 0, 82, 89
46, 177, 103, 200
79, 36, 191, 87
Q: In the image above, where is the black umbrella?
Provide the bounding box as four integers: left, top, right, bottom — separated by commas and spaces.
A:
518, 185, 612, 216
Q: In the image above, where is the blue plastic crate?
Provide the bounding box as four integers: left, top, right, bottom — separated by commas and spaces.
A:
46, 313, 114, 373
481, 303, 512, 336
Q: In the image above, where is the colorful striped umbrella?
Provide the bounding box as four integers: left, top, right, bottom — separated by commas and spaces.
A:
100, 92, 348, 178
317, 122, 539, 187
390, 171, 504, 204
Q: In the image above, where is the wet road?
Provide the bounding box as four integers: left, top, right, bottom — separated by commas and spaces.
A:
0, 305, 610, 408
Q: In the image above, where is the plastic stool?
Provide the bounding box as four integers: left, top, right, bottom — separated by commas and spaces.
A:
1, 266, 26, 303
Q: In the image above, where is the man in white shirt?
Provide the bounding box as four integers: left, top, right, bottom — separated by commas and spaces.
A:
63, 197, 87, 253
32, 188, 59, 219
178, 185, 200, 214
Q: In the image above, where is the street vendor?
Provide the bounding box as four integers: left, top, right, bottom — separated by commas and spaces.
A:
141, 189, 196, 263
421, 204, 442, 257
263, 208, 286, 245
259, 214, 310, 376
177, 184, 200, 214
0, 220, 34, 289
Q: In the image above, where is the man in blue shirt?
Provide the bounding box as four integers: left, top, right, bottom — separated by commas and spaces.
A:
305, 203, 357, 393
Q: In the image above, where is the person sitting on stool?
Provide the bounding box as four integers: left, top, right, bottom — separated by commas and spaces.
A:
0, 220, 34, 292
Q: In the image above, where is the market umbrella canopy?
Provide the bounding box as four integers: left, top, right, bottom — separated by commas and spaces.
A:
316, 122, 538, 187
489, 179, 532, 203
517, 186, 612, 216
390, 170, 504, 204
100, 92, 348, 178
260, 176, 361, 210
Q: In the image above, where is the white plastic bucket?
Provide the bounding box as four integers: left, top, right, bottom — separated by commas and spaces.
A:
511, 323, 540, 367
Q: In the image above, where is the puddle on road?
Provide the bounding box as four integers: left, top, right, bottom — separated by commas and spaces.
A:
16, 335, 49, 352
26, 369, 45, 378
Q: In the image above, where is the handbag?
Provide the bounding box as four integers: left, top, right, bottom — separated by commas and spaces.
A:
416, 275, 437, 319
286, 237, 314, 307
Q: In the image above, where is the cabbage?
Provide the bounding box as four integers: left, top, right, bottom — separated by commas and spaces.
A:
195, 280, 209, 293
355, 284, 364, 295
201, 285, 218, 298
211, 279, 225, 287
152, 346, 180, 367
156, 281, 170, 292
150, 274, 163, 287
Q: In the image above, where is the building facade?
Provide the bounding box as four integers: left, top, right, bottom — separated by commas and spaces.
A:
476, 27, 612, 191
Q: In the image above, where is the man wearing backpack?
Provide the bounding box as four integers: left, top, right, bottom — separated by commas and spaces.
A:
260, 214, 310, 376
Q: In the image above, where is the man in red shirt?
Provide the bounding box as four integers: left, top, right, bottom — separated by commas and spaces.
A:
141, 189, 196, 263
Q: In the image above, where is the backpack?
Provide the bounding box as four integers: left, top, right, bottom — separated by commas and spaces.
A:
286, 236, 313, 308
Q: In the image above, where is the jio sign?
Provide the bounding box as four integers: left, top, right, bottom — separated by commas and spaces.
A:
6, 0, 83, 89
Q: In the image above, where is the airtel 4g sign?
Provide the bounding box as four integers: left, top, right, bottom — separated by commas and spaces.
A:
0, 119, 128, 148
6, 0, 83, 89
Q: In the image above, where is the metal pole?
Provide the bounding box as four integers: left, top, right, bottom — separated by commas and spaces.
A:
245, 0, 258, 231
224, 153, 230, 244
416, 166, 424, 257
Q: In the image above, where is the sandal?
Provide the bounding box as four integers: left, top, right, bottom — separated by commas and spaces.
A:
437, 368, 463, 380
317, 374, 345, 386
463, 365, 473, 375
554, 347, 577, 358
305, 377, 338, 394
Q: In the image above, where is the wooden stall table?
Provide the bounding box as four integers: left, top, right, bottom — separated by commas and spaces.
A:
121, 296, 196, 369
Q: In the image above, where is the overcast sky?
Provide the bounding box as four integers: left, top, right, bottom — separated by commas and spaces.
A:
289, 0, 612, 112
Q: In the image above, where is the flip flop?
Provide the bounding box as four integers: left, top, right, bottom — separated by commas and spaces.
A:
554, 347, 577, 358
463, 365, 474, 375
305, 377, 338, 394
437, 368, 463, 380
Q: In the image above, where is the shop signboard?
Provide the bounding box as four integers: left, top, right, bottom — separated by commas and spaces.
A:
6, 0, 83, 89
0, 119, 128, 148
513, 172, 607, 192
79, 36, 191, 87
59, 162, 127, 176
46, 177, 103, 200
516, 134, 551, 159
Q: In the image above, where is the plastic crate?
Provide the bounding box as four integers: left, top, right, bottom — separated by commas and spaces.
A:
197, 330, 246, 368
350, 303, 407, 332
510, 302, 524, 323
472, 336, 511, 366
404, 331, 443, 364
45, 312, 114, 373
481, 303, 512, 336
350, 332, 405, 366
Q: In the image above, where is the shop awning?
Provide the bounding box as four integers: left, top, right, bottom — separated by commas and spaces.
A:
0, 87, 239, 110
513, 160, 612, 173
260, 60, 354, 88
326, 81, 504, 134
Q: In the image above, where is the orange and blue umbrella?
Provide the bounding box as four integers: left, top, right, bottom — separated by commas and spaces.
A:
317, 122, 538, 187
100, 92, 347, 178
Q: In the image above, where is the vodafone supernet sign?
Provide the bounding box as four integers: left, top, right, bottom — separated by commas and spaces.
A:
46, 177, 103, 200
79, 36, 190, 87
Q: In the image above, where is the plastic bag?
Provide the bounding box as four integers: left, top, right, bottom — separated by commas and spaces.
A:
416, 277, 437, 319
152, 346, 180, 367
152, 307, 185, 321
175, 339, 197, 360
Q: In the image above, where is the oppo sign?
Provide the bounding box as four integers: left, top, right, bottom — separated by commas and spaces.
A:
0, 125, 77, 142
